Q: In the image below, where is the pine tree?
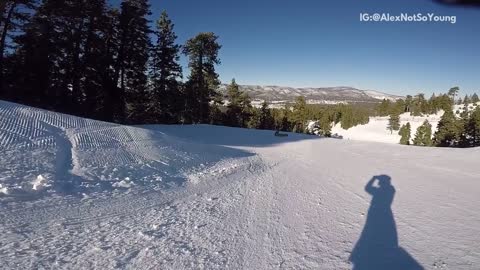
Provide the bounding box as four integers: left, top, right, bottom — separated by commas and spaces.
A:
10, 0, 118, 119
399, 122, 411, 145
376, 99, 391, 116
466, 107, 480, 147
208, 95, 225, 126
413, 120, 433, 146
472, 93, 480, 103
0, 0, 36, 97
257, 101, 274, 130
463, 94, 471, 105
292, 96, 308, 133
434, 110, 460, 147
11, 0, 66, 109
448, 86, 459, 103
457, 103, 471, 147
150, 11, 182, 123
225, 79, 252, 127
405, 95, 413, 113
81, 0, 120, 120
428, 93, 439, 114
280, 105, 292, 132
387, 112, 400, 134
115, 0, 151, 123
411, 93, 427, 116
91, 7, 121, 122
183, 32, 221, 123
239, 93, 252, 127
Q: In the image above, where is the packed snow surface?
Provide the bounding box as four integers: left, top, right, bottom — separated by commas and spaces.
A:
1, 100, 480, 269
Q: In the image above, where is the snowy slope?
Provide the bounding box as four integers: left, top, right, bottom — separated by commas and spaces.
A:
0, 100, 252, 197
1, 100, 480, 269
332, 103, 480, 144
332, 113, 443, 144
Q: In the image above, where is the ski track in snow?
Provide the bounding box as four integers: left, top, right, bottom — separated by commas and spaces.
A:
1, 100, 480, 269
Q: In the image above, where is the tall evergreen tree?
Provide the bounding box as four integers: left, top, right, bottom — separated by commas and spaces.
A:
10, 0, 63, 108
115, 0, 151, 123
434, 110, 460, 147
411, 93, 427, 116
466, 107, 480, 147
472, 93, 480, 103
80, 0, 119, 120
376, 99, 391, 116
257, 101, 274, 130
428, 93, 439, 114
404, 95, 413, 113
413, 120, 433, 146
225, 79, 252, 127
292, 96, 308, 133
448, 86, 459, 103
150, 10, 182, 123
387, 112, 400, 134
0, 0, 36, 97
280, 104, 292, 132
10, 0, 117, 119
399, 122, 411, 145
183, 32, 221, 123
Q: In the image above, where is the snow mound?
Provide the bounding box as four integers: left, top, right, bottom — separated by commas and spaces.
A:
0, 100, 253, 198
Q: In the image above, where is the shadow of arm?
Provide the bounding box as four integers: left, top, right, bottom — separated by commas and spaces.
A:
365, 176, 378, 195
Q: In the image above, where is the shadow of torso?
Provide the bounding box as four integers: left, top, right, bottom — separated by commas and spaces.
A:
350, 176, 424, 270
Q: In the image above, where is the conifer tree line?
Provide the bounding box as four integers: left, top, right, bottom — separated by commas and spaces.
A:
3, 1, 476, 143
384, 87, 480, 148
0, 0, 372, 134
376, 87, 479, 118
0, 0, 223, 124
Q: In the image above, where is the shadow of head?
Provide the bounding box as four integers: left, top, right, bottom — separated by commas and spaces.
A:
375, 174, 392, 187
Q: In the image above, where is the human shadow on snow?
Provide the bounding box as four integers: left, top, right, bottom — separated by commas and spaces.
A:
349, 175, 424, 270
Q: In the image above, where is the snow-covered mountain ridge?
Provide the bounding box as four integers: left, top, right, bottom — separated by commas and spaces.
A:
219, 84, 403, 105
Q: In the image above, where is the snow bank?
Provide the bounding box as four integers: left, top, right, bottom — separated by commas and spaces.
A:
0, 100, 253, 198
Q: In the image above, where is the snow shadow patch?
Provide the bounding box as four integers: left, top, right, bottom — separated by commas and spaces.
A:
144, 124, 322, 147
350, 175, 424, 270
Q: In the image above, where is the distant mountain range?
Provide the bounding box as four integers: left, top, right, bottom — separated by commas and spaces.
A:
218, 85, 403, 106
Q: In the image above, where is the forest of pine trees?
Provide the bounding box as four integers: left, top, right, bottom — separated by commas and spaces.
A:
382, 88, 480, 148
0, 0, 373, 136
0, 0, 222, 124
2, 1, 478, 144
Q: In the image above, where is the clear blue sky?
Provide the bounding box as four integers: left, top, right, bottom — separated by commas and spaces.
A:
111, 0, 479, 96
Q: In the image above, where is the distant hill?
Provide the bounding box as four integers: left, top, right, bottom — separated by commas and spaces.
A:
219, 85, 403, 106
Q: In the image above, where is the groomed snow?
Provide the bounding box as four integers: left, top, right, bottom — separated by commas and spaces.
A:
1, 100, 480, 269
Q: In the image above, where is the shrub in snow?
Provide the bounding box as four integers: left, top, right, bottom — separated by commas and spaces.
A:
306, 120, 331, 137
